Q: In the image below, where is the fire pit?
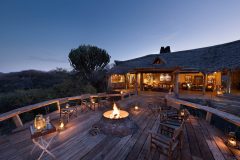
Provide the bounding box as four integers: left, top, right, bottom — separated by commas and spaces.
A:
92, 103, 138, 137
103, 103, 129, 119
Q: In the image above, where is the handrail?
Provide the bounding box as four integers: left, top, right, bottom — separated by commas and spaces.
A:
0, 91, 135, 127
0, 99, 60, 121
166, 95, 240, 126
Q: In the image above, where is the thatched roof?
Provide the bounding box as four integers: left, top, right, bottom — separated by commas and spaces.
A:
108, 40, 240, 74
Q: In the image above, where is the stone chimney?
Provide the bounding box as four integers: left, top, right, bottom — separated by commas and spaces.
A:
160, 46, 171, 54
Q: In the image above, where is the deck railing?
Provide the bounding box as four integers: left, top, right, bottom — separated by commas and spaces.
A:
0, 91, 135, 128
166, 95, 240, 127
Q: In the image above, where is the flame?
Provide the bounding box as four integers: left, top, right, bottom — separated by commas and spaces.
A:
59, 122, 64, 129
110, 103, 120, 119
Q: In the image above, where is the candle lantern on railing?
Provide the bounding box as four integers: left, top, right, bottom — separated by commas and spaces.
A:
66, 103, 69, 108
34, 114, 46, 131
59, 120, 65, 131
227, 132, 237, 148
180, 109, 185, 117
134, 105, 139, 110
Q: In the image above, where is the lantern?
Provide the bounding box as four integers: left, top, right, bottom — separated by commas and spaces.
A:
66, 103, 69, 108
91, 98, 95, 104
134, 106, 139, 110
34, 114, 46, 131
227, 132, 237, 147
180, 109, 185, 117
59, 121, 65, 130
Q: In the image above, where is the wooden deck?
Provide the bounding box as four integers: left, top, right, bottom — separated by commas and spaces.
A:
0, 95, 239, 160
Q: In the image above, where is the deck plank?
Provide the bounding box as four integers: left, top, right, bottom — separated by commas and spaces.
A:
125, 116, 156, 160
189, 117, 215, 160
198, 119, 238, 160
185, 117, 203, 159
1, 95, 240, 160
181, 125, 192, 160
137, 118, 160, 160
114, 110, 152, 160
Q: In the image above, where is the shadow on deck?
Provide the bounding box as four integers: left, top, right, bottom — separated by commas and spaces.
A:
0, 95, 239, 160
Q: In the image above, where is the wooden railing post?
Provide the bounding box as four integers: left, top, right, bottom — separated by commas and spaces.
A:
12, 115, 23, 128
203, 73, 207, 95
227, 70, 231, 94
57, 100, 61, 112
174, 72, 179, 97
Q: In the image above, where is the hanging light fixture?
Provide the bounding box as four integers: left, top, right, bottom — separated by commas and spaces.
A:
160, 74, 165, 81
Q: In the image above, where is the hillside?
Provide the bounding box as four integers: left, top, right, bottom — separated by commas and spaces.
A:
0, 69, 68, 93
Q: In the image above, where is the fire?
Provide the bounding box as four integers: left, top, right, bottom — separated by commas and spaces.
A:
59, 122, 64, 130
110, 103, 120, 119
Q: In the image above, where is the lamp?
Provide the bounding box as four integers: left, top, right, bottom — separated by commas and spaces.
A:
34, 114, 46, 131
134, 106, 139, 110
227, 132, 237, 148
66, 103, 69, 108
180, 109, 185, 117
160, 74, 165, 81
59, 120, 65, 130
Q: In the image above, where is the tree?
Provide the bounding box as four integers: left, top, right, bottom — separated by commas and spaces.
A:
68, 45, 111, 81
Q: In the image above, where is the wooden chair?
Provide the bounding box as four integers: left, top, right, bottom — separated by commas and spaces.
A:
148, 103, 161, 118
90, 97, 99, 111
149, 122, 183, 160
98, 93, 109, 109
60, 99, 78, 122
81, 99, 91, 112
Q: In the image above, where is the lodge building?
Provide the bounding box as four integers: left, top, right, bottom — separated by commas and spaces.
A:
108, 40, 240, 95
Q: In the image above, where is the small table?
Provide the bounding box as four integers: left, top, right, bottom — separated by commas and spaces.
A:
30, 123, 57, 160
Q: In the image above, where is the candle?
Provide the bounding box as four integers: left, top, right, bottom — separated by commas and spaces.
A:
59, 122, 64, 130
229, 139, 237, 147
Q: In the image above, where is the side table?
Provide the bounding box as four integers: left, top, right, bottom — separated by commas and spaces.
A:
30, 123, 57, 160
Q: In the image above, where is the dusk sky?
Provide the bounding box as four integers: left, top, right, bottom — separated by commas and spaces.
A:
0, 0, 240, 73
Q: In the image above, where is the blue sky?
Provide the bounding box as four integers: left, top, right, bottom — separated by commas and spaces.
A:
0, 0, 240, 73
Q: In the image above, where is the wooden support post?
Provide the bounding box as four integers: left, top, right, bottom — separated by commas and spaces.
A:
174, 72, 179, 97
107, 75, 112, 90
57, 101, 61, 112
227, 70, 231, 94
203, 73, 207, 95
206, 112, 212, 123
135, 73, 138, 95
12, 115, 23, 128
140, 73, 143, 91
125, 74, 128, 89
